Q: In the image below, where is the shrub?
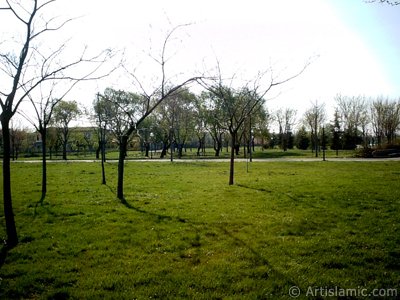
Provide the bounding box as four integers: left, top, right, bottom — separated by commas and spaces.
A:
355, 147, 374, 158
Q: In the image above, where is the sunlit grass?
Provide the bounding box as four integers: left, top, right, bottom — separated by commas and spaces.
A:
0, 161, 399, 298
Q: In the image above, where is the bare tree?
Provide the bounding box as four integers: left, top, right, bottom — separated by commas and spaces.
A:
303, 101, 326, 157
371, 97, 400, 145
275, 108, 297, 151
0, 0, 114, 247
335, 95, 368, 149
109, 25, 201, 200
92, 93, 114, 184
20, 83, 76, 201
202, 92, 226, 157
9, 120, 27, 161
199, 62, 308, 185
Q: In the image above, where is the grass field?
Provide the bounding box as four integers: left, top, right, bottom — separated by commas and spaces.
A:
0, 160, 399, 299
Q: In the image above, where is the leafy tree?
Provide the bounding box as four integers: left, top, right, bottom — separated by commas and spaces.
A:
93, 93, 116, 184
98, 88, 140, 163
295, 126, 310, 150
201, 91, 226, 156
252, 107, 273, 151
137, 116, 158, 158
52, 100, 80, 160
157, 88, 197, 159
192, 94, 209, 156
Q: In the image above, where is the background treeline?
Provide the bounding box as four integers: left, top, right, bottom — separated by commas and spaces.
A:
2, 92, 399, 159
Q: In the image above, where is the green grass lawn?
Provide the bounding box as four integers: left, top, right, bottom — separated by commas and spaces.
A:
0, 161, 399, 299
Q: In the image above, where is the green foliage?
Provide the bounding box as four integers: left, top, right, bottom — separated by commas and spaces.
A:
1, 161, 400, 298
52, 100, 80, 127
295, 126, 310, 150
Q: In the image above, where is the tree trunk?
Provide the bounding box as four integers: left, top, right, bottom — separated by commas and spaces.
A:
62, 139, 67, 160
145, 142, 150, 157
213, 137, 222, 157
95, 143, 100, 159
117, 136, 128, 200
62, 128, 68, 160
197, 136, 203, 156
1, 119, 18, 248
178, 144, 183, 158
40, 127, 47, 202
160, 141, 169, 158
229, 131, 236, 185
101, 132, 106, 185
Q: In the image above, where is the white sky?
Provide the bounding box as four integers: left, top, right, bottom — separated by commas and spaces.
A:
2, 0, 400, 128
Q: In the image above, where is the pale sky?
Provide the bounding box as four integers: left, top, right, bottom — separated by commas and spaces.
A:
1, 0, 399, 127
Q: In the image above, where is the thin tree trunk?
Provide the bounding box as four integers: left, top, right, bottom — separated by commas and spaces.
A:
101, 131, 106, 185
1, 119, 18, 248
62, 140, 67, 160
101, 144, 106, 185
96, 143, 100, 160
62, 128, 68, 160
40, 127, 47, 202
229, 131, 236, 185
117, 136, 128, 200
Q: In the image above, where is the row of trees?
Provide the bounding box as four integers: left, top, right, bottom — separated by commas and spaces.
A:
3, 94, 400, 162
301, 95, 400, 157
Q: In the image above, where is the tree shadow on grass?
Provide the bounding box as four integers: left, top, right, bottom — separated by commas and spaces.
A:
103, 182, 188, 223
0, 243, 9, 269
119, 196, 298, 292
236, 183, 273, 193
216, 225, 297, 287
237, 183, 297, 201
119, 196, 187, 224
33, 194, 47, 217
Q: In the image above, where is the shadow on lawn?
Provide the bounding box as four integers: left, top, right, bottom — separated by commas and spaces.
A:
120, 196, 188, 224
0, 244, 8, 269
119, 196, 298, 289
